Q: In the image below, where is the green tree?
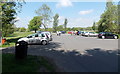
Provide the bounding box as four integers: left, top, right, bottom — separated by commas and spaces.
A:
19, 27, 26, 32
118, 2, 120, 34
63, 18, 68, 30
92, 22, 97, 31
97, 1, 118, 33
53, 13, 59, 32
35, 4, 52, 30
57, 25, 64, 31
0, 1, 25, 37
1, 2, 16, 37
28, 16, 42, 33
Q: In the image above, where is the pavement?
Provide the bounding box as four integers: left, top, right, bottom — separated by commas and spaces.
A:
1, 34, 119, 72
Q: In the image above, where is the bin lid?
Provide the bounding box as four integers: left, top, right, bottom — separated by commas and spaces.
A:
16, 41, 28, 45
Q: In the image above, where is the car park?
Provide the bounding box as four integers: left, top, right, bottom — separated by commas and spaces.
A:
18, 33, 49, 45
60, 31, 66, 34
98, 32, 118, 39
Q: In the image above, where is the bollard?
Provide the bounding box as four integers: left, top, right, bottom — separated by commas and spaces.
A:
2, 38, 6, 44
15, 41, 28, 59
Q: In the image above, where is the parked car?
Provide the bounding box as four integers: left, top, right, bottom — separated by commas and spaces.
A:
60, 31, 66, 34
81, 31, 88, 36
18, 33, 49, 45
84, 32, 98, 37
41, 31, 52, 41
98, 32, 119, 39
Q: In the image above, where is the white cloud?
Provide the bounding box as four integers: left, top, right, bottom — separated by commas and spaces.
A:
15, 17, 32, 28
79, 9, 94, 15
15, 17, 20, 21
58, 16, 65, 20
56, 0, 73, 8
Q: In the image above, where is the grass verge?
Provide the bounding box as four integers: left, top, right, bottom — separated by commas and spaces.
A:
2, 53, 55, 72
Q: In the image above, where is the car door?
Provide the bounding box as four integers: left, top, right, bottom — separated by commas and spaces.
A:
34, 34, 41, 44
109, 34, 114, 39
107, 33, 113, 39
28, 34, 36, 44
104, 33, 110, 38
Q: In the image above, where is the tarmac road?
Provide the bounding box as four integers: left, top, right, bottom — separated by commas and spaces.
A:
2, 34, 119, 72
28, 34, 118, 72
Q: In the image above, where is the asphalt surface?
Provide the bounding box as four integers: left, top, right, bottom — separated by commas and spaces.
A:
2, 34, 119, 72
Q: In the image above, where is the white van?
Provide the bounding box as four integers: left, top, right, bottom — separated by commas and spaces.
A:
18, 33, 49, 45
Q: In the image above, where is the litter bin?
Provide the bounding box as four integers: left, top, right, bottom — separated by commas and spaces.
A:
15, 41, 28, 59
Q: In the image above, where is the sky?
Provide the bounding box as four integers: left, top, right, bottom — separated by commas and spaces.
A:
14, 0, 119, 28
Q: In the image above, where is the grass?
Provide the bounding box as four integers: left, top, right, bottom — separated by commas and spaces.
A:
7, 32, 34, 39
0, 32, 34, 48
2, 53, 55, 72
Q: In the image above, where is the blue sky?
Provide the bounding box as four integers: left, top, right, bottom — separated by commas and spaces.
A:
15, 1, 118, 28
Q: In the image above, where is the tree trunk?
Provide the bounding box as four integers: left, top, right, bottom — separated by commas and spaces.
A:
35, 29, 37, 33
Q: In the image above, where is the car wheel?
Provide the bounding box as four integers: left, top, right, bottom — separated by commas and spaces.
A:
102, 36, 105, 39
114, 36, 118, 39
41, 40, 47, 45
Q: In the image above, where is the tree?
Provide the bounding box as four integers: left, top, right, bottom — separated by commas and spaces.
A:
57, 25, 64, 31
118, 2, 120, 34
53, 13, 59, 32
28, 16, 42, 33
97, 1, 118, 33
0, 1, 25, 37
63, 18, 68, 31
92, 22, 97, 31
19, 27, 26, 32
35, 4, 52, 30
1, 2, 16, 37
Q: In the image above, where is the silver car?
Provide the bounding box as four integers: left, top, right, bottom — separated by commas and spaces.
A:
18, 33, 49, 45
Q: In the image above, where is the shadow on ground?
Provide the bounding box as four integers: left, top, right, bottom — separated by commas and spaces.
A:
1, 42, 119, 72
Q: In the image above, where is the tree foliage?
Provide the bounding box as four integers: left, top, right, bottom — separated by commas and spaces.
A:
19, 27, 26, 32
0, 0, 25, 37
1, 2, 16, 37
92, 22, 97, 31
63, 18, 68, 30
35, 4, 52, 30
53, 13, 59, 32
57, 25, 64, 31
118, 2, 120, 34
97, 1, 118, 33
28, 16, 42, 33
